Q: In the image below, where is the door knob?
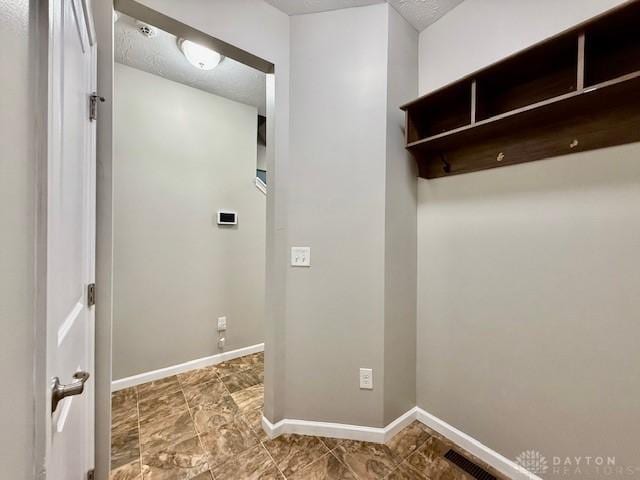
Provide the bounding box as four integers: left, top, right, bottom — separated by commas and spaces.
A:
51, 371, 90, 413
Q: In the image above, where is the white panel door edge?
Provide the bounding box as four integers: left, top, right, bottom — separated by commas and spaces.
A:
45, 0, 97, 478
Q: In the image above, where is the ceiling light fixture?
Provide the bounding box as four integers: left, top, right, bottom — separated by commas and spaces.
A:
178, 39, 222, 71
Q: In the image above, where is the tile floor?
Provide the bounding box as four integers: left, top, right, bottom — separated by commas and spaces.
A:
111, 352, 506, 480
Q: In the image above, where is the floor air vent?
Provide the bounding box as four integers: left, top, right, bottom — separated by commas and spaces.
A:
444, 449, 497, 480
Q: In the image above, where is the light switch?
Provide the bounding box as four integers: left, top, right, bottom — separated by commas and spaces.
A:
291, 247, 311, 267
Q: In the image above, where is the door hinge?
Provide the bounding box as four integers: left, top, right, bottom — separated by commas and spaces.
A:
87, 283, 96, 307
87, 469, 95, 480
89, 92, 105, 121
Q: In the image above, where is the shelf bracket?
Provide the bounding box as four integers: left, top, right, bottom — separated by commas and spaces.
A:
440, 153, 451, 174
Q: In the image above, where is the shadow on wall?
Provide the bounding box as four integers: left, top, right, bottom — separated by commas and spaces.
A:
418, 143, 640, 205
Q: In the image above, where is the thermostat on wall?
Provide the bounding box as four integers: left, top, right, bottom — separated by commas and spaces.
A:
217, 210, 237, 225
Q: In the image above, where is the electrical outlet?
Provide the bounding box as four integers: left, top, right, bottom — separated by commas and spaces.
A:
359, 368, 373, 390
217, 316, 227, 331
291, 247, 311, 267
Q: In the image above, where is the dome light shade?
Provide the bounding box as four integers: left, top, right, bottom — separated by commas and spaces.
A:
179, 39, 221, 70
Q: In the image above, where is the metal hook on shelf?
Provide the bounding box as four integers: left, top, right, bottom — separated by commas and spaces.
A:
440, 153, 451, 173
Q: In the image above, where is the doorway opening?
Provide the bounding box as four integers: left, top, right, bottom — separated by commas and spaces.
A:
107, 2, 274, 477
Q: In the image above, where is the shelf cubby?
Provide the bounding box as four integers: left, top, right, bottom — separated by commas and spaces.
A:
402, 1, 640, 179
475, 35, 578, 121
405, 80, 471, 144
584, 2, 640, 87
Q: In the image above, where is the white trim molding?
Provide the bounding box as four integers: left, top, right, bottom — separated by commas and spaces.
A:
415, 408, 541, 480
262, 407, 418, 444
262, 406, 540, 480
111, 343, 264, 391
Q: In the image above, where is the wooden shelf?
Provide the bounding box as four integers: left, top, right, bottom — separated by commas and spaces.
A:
475, 34, 578, 121
406, 80, 471, 143
584, 2, 640, 87
402, 1, 640, 179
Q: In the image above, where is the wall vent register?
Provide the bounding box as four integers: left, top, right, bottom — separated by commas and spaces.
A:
444, 449, 497, 480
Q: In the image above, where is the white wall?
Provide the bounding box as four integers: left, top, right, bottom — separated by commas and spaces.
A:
0, 0, 35, 477
113, 64, 265, 379
416, 0, 640, 471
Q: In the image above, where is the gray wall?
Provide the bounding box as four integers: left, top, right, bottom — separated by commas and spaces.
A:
383, 5, 418, 425
287, 4, 418, 427
288, 4, 389, 426
0, 0, 35, 477
416, 0, 640, 471
113, 64, 265, 379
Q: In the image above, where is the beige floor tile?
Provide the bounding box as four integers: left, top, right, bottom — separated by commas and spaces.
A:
177, 366, 220, 388
112, 388, 137, 411
199, 416, 259, 468
288, 452, 358, 480
333, 440, 400, 480
386, 421, 431, 462
385, 461, 429, 480
263, 434, 329, 477
231, 384, 264, 412
216, 353, 263, 376
110, 459, 142, 480
190, 471, 214, 480
191, 395, 240, 434
182, 380, 228, 408
138, 389, 188, 424
110, 353, 497, 480
112, 409, 139, 438
140, 410, 197, 455
219, 367, 263, 393
405, 440, 473, 480
210, 444, 282, 480
241, 407, 263, 431
136, 375, 181, 402
111, 427, 140, 470
141, 435, 209, 480
319, 437, 341, 451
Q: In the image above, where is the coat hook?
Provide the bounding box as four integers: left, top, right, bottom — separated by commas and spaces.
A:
497, 152, 505, 162
440, 153, 451, 173
569, 139, 579, 149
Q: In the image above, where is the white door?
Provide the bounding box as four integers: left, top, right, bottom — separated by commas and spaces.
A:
46, 0, 96, 478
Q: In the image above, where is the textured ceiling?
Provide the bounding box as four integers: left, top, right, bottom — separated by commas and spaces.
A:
264, 0, 465, 31
115, 14, 266, 114
264, 0, 384, 15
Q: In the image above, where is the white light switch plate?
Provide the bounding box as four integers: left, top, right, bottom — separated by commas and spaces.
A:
291, 247, 311, 267
359, 368, 373, 390
217, 316, 227, 331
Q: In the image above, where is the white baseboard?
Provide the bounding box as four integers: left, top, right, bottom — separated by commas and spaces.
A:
261, 407, 418, 444
111, 343, 264, 391
415, 408, 539, 480
262, 406, 540, 480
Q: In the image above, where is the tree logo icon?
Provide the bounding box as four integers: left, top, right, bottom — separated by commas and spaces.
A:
516, 450, 548, 475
